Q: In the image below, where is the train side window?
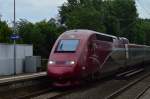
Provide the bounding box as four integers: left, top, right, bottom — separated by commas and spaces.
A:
96, 34, 113, 42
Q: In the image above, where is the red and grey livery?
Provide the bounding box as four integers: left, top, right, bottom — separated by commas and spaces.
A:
47, 29, 150, 87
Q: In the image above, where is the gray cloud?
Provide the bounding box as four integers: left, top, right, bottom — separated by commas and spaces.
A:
0, 0, 66, 23
136, 0, 150, 19
0, 0, 150, 23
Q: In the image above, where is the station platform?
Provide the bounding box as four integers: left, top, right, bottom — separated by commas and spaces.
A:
0, 72, 47, 84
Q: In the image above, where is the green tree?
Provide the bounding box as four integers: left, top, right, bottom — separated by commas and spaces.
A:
33, 20, 60, 57
110, 0, 138, 42
0, 20, 12, 43
59, 0, 105, 32
17, 19, 64, 58
17, 19, 34, 44
135, 19, 150, 45
59, 0, 138, 42
97, 0, 138, 41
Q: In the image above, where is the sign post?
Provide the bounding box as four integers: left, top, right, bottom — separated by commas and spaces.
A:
11, 34, 20, 75
13, 0, 16, 75
14, 38, 16, 75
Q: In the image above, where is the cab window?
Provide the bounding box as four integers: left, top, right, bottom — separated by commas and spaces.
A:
56, 39, 79, 52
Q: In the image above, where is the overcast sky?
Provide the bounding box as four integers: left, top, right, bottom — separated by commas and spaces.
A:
0, 0, 150, 23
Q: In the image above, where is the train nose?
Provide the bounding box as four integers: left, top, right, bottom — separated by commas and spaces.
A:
47, 60, 76, 79
48, 66, 75, 79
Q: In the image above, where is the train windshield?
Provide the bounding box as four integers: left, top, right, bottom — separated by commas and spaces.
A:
56, 39, 79, 52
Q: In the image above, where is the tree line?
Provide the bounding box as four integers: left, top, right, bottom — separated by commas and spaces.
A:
0, 0, 150, 58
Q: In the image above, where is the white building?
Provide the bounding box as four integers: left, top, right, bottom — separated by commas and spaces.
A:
0, 43, 33, 75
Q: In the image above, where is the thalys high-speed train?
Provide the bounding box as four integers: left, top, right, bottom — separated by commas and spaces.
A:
47, 29, 150, 86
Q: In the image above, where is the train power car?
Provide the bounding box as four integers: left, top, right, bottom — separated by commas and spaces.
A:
47, 29, 150, 86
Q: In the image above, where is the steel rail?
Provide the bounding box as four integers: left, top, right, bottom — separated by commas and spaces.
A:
135, 85, 150, 99
105, 72, 150, 99
17, 88, 53, 99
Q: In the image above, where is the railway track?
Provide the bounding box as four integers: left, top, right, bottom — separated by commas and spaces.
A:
0, 71, 77, 99
16, 87, 76, 99
31, 90, 73, 99
16, 88, 53, 99
17, 68, 147, 99
135, 85, 150, 99
105, 70, 150, 99
0, 68, 149, 99
45, 67, 149, 99
0, 72, 50, 99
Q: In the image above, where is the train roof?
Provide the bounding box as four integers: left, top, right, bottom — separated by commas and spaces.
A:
64, 29, 117, 39
129, 43, 150, 47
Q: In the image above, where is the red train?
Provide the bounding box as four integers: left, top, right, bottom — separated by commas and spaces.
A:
47, 29, 150, 86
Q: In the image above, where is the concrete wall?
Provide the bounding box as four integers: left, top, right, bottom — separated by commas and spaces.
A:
0, 43, 33, 75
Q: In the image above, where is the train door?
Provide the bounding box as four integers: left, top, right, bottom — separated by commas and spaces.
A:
86, 35, 99, 74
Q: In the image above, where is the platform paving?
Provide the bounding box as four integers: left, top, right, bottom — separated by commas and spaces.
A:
0, 72, 47, 84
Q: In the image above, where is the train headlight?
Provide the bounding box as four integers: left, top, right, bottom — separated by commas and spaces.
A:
70, 61, 75, 65
66, 61, 75, 65
48, 61, 55, 65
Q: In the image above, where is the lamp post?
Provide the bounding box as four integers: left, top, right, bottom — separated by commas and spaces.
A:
13, 0, 16, 75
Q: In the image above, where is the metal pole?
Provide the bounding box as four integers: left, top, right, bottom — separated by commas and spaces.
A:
0, 14, 2, 21
13, 0, 16, 75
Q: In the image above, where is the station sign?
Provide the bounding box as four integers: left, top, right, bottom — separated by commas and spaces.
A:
10, 34, 20, 40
